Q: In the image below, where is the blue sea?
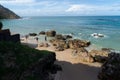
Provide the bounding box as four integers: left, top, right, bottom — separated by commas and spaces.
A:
1, 16, 120, 50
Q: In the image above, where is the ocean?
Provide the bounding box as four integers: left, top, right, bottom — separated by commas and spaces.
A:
1, 16, 120, 50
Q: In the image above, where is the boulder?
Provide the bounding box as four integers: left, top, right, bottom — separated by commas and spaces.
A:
46, 30, 56, 37
44, 43, 49, 47
98, 52, 120, 80
89, 50, 109, 57
39, 31, 45, 35
72, 48, 94, 63
64, 35, 72, 39
93, 55, 108, 63
55, 34, 65, 40
29, 33, 37, 36
101, 48, 114, 52
68, 39, 91, 49
55, 46, 64, 51
38, 43, 44, 47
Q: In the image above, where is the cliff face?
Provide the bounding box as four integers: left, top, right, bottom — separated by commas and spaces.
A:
0, 5, 20, 19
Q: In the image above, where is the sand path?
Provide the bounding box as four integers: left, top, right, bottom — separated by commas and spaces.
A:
21, 38, 101, 80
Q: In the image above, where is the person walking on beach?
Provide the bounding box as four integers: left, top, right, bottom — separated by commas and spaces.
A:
25, 35, 29, 42
45, 36, 47, 41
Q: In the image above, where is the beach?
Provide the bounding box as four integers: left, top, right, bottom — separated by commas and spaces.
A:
21, 37, 101, 80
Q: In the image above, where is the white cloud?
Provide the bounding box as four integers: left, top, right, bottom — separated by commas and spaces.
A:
66, 4, 120, 14
66, 5, 92, 12
0, 0, 35, 4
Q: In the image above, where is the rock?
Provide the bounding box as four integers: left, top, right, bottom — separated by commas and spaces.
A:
55, 34, 65, 40
89, 50, 109, 63
0, 29, 20, 43
55, 34, 72, 40
38, 43, 49, 47
44, 43, 49, 47
93, 55, 108, 63
55, 45, 64, 51
29, 33, 37, 36
46, 30, 56, 37
89, 50, 109, 57
72, 48, 94, 63
68, 39, 91, 49
0, 22, 3, 30
101, 48, 114, 52
0, 5, 20, 19
64, 35, 72, 39
98, 52, 120, 80
38, 43, 44, 47
39, 31, 46, 35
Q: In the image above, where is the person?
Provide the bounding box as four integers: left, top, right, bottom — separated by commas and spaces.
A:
0, 22, 3, 30
25, 35, 29, 42
35, 37, 39, 43
45, 36, 47, 41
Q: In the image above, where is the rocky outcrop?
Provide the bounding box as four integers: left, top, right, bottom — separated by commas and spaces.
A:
0, 5, 20, 19
55, 34, 72, 40
29, 33, 37, 36
0, 29, 20, 43
98, 52, 120, 80
39, 31, 46, 35
72, 48, 94, 62
68, 39, 91, 49
89, 50, 109, 63
46, 30, 56, 37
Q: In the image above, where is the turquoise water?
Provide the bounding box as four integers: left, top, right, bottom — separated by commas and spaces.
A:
0, 16, 120, 50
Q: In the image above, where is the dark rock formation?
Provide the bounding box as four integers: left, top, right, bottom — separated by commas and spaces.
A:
98, 52, 120, 80
0, 5, 20, 19
64, 35, 72, 39
0, 29, 20, 43
46, 30, 56, 37
39, 31, 46, 35
29, 33, 37, 36
55, 34, 72, 40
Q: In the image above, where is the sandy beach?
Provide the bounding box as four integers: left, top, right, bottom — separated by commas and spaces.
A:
21, 37, 101, 80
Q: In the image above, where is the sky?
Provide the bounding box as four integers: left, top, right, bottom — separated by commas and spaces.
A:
0, 0, 120, 16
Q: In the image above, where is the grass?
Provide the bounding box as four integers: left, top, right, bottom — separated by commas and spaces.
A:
0, 41, 53, 80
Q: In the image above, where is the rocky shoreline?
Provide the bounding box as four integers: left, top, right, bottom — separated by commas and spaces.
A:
23, 30, 120, 80
30, 30, 113, 63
